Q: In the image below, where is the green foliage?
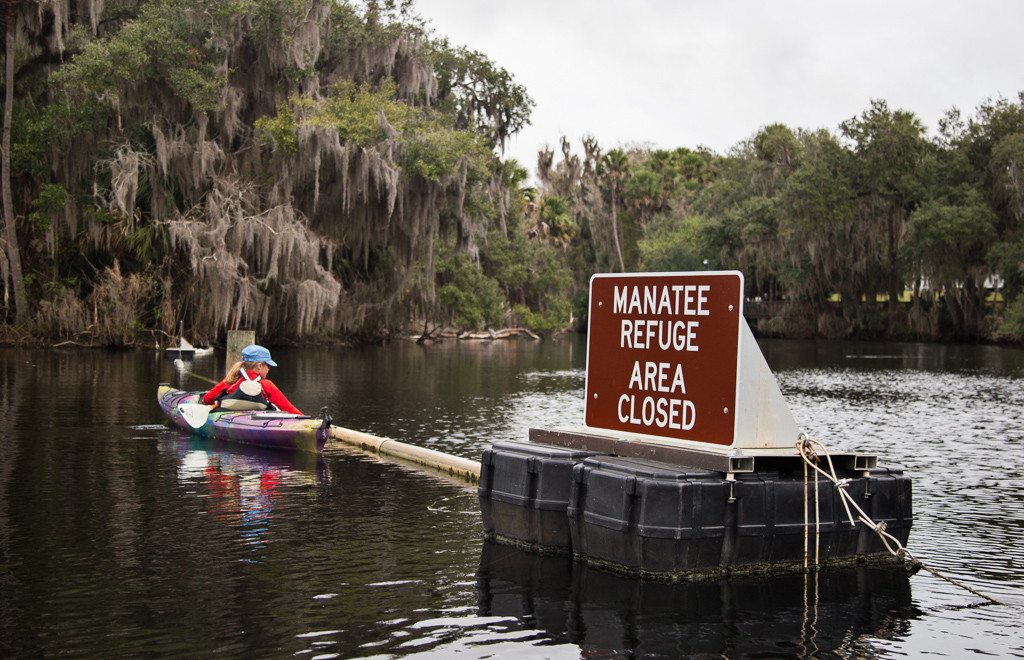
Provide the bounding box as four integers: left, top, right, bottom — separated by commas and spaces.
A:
598, 148, 631, 191
436, 252, 504, 329
841, 99, 927, 185
674, 147, 719, 189
8, 0, 1024, 344
754, 123, 801, 168
316, 81, 414, 146
257, 82, 489, 180
255, 103, 300, 154
536, 196, 576, 245
512, 299, 571, 331
623, 169, 664, 220
989, 131, 1024, 225
638, 213, 705, 272
430, 39, 534, 149
538, 96, 1021, 339
13, 99, 110, 179
401, 129, 486, 182
905, 190, 997, 283
54, 1, 227, 112
995, 298, 1024, 338
126, 222, 172, 265
1, 0, 543, 342
478, 228, 574, 330
512, 246, 574, 331
28, 185, 70, 231
214, 0, 311, 43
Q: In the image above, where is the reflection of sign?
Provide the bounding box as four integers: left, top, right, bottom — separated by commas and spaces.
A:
585, 272, 744, 446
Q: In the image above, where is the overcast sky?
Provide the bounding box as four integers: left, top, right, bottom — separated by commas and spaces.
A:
415, 0, 1024, 178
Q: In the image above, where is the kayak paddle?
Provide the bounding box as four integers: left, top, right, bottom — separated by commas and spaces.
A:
179, 403, 213, 429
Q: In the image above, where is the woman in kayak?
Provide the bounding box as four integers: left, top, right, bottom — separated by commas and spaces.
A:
202, 344, 304, 414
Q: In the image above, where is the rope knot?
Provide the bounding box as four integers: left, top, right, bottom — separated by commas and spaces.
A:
796, 437, 821, 464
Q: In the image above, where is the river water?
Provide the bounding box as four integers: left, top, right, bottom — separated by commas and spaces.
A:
0, 337, 1022, 658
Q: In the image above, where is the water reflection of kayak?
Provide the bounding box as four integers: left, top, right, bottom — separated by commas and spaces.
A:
158, 385, 331, 453
162, 436, 330, 486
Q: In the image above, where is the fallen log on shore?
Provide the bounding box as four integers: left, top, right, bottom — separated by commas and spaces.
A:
458, 327, 541, 341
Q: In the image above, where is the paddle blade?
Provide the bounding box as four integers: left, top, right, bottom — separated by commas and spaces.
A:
179, 403, 212, 429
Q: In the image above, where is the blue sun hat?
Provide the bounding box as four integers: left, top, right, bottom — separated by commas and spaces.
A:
241, 344, 278, 367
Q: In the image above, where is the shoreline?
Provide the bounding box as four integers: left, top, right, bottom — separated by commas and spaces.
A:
2, 329, 1021, 350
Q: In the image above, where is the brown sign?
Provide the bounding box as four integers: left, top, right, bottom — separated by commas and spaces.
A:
584, 272, 744, 446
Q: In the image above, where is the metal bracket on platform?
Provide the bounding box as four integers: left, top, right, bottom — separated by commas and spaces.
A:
530, 427, 757, 474
528, 427, 874, 476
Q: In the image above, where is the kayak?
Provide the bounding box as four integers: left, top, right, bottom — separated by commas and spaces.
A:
158, 385, 331, 453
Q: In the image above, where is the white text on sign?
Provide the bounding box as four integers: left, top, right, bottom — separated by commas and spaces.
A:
613, 284, 711, 316
610, 283, 712, 431
615, 284, 709, 351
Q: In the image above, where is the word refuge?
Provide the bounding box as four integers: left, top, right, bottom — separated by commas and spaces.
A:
616, 283, 710, 351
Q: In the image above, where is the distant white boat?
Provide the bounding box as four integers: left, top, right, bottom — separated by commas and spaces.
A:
166, 337, 214, 360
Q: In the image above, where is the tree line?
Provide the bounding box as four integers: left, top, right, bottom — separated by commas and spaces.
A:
2, 0, 1022, 346
538, 95, 1024, 342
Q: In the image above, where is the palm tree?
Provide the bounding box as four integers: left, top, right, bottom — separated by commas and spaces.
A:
599, 148, 629, 271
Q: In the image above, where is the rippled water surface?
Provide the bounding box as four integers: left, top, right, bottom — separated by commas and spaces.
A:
1, 337, 1022, 658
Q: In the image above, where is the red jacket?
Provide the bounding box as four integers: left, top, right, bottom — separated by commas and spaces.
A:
202, 370, 303, 415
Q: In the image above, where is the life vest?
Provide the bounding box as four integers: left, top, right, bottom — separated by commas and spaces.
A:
217, 370, 271, 411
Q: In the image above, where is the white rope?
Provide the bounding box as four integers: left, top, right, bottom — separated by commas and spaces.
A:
796, 437, 1005, 606
814, 455, 821, 566
801, 436, 824, 569
803, 445, 809, 570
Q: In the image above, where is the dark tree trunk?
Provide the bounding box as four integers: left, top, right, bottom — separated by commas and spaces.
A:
609, 182, 625, 272
943, 284, 965, 339
2, 0, 28, 324
962, 278, 980, 339
887, 212, 899, 322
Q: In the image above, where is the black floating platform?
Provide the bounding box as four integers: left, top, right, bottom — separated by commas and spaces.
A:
479, 440, 604, 553
478, 431, 912, 579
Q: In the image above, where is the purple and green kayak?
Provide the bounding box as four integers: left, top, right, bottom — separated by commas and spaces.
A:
158, 385, 331, 453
